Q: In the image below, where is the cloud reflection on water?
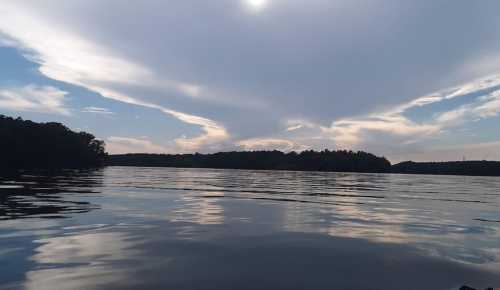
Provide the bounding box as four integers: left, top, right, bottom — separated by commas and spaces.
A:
25, 232, 139, 290
1, 167, 500, 290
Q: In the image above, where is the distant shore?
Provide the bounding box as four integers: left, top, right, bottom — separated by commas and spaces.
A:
391, 160, 500, 177
106, 153, 500, 177
105, 151, 392, 173
2, 114, 499, 178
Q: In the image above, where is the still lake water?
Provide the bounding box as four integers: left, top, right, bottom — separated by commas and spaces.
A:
1, 167, 499, 290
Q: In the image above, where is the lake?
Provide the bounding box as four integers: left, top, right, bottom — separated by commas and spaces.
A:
1, 167, 499, 290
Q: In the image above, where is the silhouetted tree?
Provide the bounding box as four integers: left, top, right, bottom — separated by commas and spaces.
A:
107, 149, 392, 173
392, 161, 500, 176
0, 115, 106, 172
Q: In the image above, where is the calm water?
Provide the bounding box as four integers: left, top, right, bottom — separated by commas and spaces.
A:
1, 167, 499, 290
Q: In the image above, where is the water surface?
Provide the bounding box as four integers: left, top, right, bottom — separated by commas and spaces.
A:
1, 167, 499, 289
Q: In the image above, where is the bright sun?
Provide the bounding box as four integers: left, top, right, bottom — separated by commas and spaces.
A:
245, 0, 268, 11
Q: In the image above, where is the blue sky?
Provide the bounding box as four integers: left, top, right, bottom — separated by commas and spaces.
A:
1, 0, 500, 162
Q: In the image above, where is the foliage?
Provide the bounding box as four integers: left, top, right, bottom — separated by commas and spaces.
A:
0, 115, 106, 171
392, 161, 500, 177
107, 150, 392, 173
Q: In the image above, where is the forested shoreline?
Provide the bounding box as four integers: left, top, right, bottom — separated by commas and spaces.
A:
107, 153, 500, 176
0, 115, 106, 173
2, 115, 499, 176
391, 161, 500, 177
106, 151, 392, 173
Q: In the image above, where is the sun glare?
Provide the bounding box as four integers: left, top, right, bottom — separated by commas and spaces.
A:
245, 0, 268, 11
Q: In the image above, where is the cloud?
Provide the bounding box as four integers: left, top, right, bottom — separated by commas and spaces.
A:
237, 138, 307, 152
0, 1, 229, 151
284, 119, 317, 132
475, 94, 500, 118
81, 106, 114, 115
435, 90, 500, 125
161, 109, 230, 152
106, 136, 169, 154
325, 75, 500, 149
326, 116, 440, 149
1, 1, 500, 157
390, 141, 500, 163
286, 124, 303, 132
78, 87, 230, 152
25, 231, 139, 290
0, 85, 70, 115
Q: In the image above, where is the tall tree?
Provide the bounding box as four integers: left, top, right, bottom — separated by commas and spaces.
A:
0, 115, 106, 171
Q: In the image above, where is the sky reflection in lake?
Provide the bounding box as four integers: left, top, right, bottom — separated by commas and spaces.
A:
1, 167, 500, 290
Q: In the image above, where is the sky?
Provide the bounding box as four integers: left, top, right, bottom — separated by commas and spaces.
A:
1, 0, 500, 162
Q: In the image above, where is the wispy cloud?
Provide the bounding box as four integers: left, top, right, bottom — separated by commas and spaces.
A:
86, 87, 230, 152
325, 75, 500, 149
1, 1, 500, 158
0, 2, 229, 151
435, 90, 500, 125
325, 116, 440, 149
0, 85, 70, 115
284, 119, 317, 132
81, 106, 114, 115
237, 138, 308, 152
286, 124, 303, 132
106, 136, 169, 154
160, 108, 230, 152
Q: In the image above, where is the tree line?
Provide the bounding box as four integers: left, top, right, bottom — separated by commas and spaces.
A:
391, 161, 500, 177
2, 114, 499, 176
0, 115, 105, 172
108, 154, 500, 176
107, 150, 392, 173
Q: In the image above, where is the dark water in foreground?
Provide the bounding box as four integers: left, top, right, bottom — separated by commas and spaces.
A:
1, 167, 499, 290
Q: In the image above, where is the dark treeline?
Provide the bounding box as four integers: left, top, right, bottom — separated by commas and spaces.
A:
3, 114, 500, 176
0, 115, 105, 172
108, 153, 500, 176
391, 161, 500, 177
107, 150, 392, 173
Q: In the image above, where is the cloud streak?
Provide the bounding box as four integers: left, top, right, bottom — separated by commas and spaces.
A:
325, 75, 500, 149
81, 106, 114, 115
0, 85, 70, 115
106, 136, 169, 154
0, 1, 229, 151
237, 138, 307, 152
1, 1, 500, 159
